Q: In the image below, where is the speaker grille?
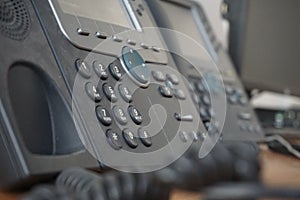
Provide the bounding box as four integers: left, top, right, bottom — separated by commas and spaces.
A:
0, 0, 30, 40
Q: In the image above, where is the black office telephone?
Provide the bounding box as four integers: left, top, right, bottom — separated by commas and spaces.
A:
146, 0, 264, 141
0, 0, 207, 188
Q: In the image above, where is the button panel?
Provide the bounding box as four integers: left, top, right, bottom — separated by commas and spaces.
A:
187, 75, 260, 137
75, 48, 201, 152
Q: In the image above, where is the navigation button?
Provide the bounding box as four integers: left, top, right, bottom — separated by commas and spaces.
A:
122, 46, 149, 85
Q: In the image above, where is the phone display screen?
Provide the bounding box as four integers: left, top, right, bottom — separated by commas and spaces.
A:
57, 0, 132, 28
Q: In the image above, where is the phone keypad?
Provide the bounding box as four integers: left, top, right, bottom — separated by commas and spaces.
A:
76, 46, 200, 152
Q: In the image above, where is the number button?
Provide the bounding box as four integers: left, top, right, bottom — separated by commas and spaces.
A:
138, 128, 152, 147
118, 84, 133, 103
93, 61, 108, 80
75, 59, 91, 78
103, 83, 118, 102
123, 129, 138, 148
113, 106, 128, 125
96, 106, 112, 126
109, 63, 123, 81
106, 130, 122, 150
128, 106, 143, 125
85, 82, 101, 102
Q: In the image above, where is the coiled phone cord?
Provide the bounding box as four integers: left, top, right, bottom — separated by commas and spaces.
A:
21, 142, 260, 200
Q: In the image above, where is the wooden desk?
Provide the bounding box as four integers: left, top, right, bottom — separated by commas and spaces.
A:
170, 146, 300, 200
1, 146, 300, 200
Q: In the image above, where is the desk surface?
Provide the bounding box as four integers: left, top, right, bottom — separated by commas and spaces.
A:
1, 146, 300, 200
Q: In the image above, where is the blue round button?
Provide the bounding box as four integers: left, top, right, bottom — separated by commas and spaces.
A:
122, 46, 149, 84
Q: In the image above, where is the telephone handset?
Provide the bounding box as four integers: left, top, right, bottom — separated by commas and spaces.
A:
0, 0, 210, 188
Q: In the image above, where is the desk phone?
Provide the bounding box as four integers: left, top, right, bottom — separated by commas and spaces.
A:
0, 0, 207, 188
